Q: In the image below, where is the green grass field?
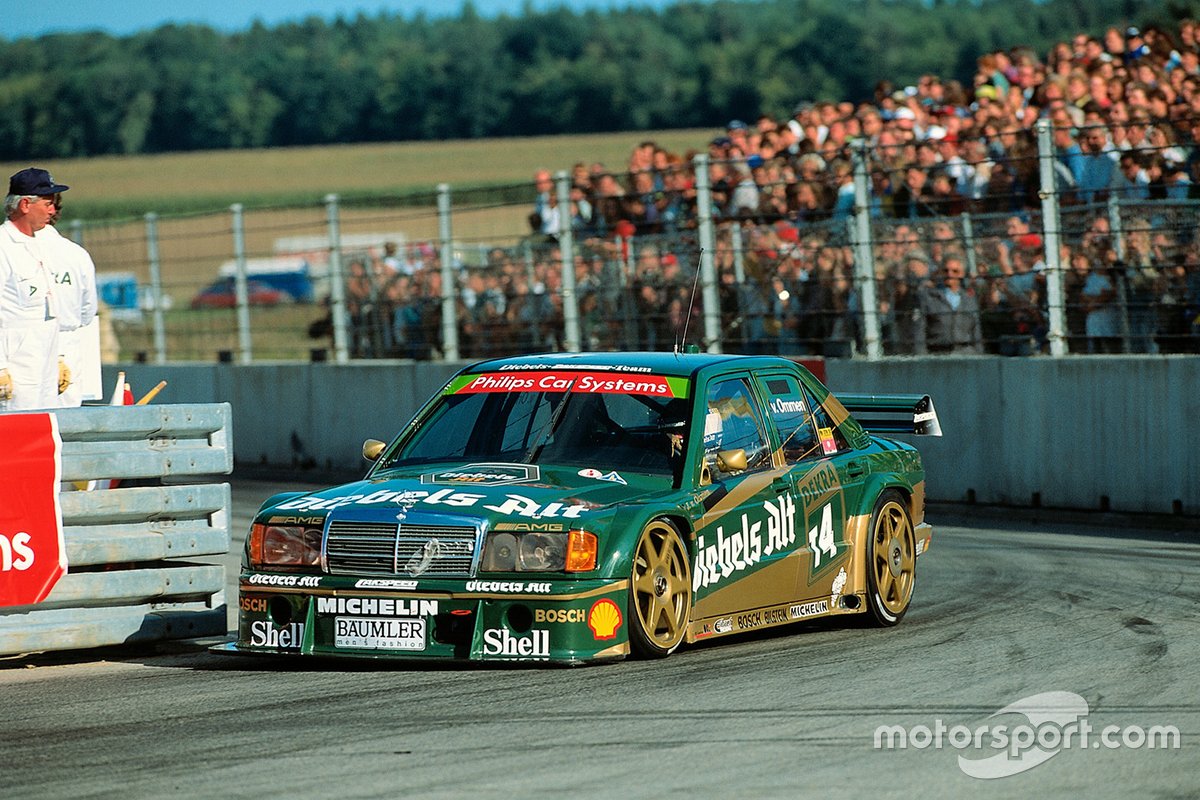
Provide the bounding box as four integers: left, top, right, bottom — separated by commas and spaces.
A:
8, 128, 718, 363
2, 128, 715, 219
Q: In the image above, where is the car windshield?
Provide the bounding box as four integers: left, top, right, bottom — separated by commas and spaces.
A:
383, 375, 691, 484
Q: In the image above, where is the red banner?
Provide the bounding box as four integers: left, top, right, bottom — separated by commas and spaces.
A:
0, 414, 66, 607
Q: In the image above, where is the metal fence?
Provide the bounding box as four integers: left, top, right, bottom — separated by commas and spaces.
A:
75, 120, 1200, 363
0, 404, 232, 656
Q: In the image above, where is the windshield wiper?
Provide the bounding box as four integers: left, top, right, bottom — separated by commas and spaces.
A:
524, 379, 577, 463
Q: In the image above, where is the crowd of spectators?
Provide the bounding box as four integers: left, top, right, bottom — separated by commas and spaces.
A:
329, 20, 1200, 358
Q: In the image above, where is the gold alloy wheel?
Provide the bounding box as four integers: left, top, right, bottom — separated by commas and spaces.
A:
871, 497, 916, 618
630, 520, 692, 655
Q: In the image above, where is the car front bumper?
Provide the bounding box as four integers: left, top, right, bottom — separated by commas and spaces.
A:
211, 573, 631, 664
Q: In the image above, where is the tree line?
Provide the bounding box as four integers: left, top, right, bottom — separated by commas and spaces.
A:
0, 0, 1190, 160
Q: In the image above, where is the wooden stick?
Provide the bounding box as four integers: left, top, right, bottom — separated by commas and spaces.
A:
136, 380, 168, 405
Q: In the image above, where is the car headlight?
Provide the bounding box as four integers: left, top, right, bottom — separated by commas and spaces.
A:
248, 524, 322, 569
481, 530, 597, 573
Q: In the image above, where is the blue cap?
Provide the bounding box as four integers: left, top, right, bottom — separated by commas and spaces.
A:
9, 168, 69, 196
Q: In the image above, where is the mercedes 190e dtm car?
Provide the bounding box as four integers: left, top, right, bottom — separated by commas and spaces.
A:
217, 352, 940, 664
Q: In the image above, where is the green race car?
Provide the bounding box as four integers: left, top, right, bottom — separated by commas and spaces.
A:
217, 352, 939, 663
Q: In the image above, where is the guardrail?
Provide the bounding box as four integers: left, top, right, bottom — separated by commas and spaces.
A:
0, 403, 233, 657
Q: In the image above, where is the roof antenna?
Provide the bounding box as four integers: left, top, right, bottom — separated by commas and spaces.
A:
676, 248, 704, 355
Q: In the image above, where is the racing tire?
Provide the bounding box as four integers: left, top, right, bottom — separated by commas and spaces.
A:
863, 489, 916, 627
628, 518, 692, 658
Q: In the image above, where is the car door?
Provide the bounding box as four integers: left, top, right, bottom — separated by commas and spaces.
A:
755, 370, 863, 612
690, 373, 803, 622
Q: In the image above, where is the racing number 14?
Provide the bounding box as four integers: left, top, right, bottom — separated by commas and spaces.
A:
807, 504, 836, 568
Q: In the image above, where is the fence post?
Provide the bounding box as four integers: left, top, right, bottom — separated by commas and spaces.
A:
693, 153, 722, 353
614, 235, 636, 349
1108, 195, 1125, 259
1107, 195, 1132, 352
230, 203, 253, 364
556, 172, 582, 352
145, 212, 167, 364
436, 183, 460, 361
851, 141, 882, 359
960, 211, 978, 278
325, 194, 350, 363
1035, 119, 1067, 356
622, 235, 636, 280
522, 240, 536, 288
729, 222, 746, 351
730, 221, 746, 284
68, 219, 84, 247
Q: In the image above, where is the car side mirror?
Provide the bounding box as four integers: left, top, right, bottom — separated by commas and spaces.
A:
362, 439, 387, 462
716, 448, 747, 473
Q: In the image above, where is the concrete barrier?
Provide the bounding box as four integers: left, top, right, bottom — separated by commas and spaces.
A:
824, 356, 1199, 516
0, 404, 233, 656
109, 357, 1199, 517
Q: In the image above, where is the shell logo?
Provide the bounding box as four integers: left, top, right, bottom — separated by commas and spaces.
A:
587, 598, 623, 640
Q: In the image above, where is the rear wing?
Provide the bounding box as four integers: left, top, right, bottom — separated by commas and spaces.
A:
837, 393, 942, 437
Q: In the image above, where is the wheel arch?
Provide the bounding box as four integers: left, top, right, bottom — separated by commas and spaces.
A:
851, 471, 914, 518
658, 513, 695, 553
599, 506, 695, 580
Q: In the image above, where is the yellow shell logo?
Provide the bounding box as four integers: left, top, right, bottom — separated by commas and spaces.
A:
587, 598, 622, 640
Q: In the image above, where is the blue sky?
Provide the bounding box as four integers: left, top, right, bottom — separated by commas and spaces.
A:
5, 0, 684, 39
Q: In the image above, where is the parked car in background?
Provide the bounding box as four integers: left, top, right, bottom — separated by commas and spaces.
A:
190, 277, 288, 309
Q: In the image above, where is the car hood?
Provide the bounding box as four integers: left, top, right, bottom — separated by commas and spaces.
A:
257, 462, 670, 527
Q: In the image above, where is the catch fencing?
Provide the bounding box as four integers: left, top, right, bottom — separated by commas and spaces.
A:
0, 404, 232, 657
73, 120, 1200, 363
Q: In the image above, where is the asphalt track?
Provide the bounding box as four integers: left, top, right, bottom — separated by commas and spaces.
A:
1, 480, 1197, 799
